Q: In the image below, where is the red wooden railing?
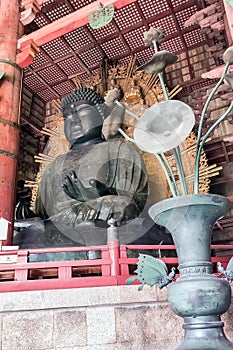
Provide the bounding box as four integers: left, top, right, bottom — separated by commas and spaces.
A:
0, 241, 232, 293
1, 196, 230, 292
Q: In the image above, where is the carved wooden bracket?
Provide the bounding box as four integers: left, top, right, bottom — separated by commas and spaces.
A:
20, 0, 41, 26
223, 0, 233, 45
184, 4, 223, 30
201, 65, 233, 79
16, 39, 40, 68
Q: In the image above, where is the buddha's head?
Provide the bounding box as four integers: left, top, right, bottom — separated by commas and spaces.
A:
60, 88, 107, 146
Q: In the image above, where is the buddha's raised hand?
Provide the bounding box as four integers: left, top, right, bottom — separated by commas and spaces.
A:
62, 171, 117, 202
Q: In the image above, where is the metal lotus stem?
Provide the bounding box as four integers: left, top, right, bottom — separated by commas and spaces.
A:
117, 127, 135, 143
115, 100, 140, 120
160, 152, 180, 196
194, 101, 233, 193
173, 147, 187, 195
196, 63, 230, 145
118, 39, 187, 198
193, 62, 231, 194
152, 153, 178, 197
152, 39, 169, 100
117, 126, 178, 197
132, 28, 233, 199
152, 39, 187, 196
116, 92, 179, 196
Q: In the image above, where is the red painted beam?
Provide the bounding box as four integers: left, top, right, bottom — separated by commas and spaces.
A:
36, 0, 134, 7
17, 0, 137, 67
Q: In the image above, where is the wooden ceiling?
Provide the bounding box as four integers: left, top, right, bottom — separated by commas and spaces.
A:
19, 0, 233, 215
22, 0, 220, 103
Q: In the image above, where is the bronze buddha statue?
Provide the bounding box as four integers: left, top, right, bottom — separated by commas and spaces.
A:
15, 88, 173, 252
35, 88, 148, 225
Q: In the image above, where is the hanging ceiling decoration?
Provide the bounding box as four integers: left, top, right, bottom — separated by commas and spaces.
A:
88, 4, 115, 29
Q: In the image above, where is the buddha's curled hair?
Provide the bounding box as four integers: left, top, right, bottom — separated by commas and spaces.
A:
60, 88, 107, 119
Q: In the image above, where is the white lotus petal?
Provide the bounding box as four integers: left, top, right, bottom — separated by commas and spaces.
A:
134, 100, 195, 153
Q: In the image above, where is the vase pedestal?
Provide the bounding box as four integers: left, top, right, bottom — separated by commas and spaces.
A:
149, 194, 233, 350
168, 274, 232, 350
176, 315, 233, 350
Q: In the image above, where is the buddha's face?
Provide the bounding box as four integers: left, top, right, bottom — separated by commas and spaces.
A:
63, 102, 103, 145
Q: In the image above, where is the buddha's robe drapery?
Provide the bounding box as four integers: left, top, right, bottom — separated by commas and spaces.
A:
35, 139, 148, 224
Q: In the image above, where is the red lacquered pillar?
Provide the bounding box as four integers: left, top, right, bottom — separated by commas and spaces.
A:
0, 0, 22, 244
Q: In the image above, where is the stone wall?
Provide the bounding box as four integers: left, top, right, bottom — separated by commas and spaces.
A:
0, 285, 232, 350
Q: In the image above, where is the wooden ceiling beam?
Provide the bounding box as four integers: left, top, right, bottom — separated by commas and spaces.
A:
17, 0, 137, 67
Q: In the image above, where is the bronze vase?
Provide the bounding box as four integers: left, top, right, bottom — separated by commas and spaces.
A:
149, 194, 233, 350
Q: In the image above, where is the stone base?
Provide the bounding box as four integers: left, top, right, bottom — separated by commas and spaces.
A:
0, 285, 232, 350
